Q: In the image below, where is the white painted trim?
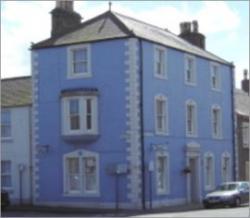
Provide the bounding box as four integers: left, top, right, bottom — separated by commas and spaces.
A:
203, 152, 215, 191
154, 45, 167, 79
63, 149, 100, 196
61, 96, 98, 136
124, 38, 142, 208
67, 44, 92, 79
154, 94, 169, 135
155, 150, 170, 195
31, 51, 40, 203
211, 105, 223, 139
184, 54, 196, 86
186, 144, 202, 204
185, 99, 198, 137
210, 62, 221, 91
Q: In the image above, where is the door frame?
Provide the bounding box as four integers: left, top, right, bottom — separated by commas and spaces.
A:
186, 147, 202, 204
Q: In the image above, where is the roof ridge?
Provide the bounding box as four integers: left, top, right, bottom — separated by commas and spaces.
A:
112, 11, 170, 33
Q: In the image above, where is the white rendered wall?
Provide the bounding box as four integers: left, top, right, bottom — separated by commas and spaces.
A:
1, 106, 32, 204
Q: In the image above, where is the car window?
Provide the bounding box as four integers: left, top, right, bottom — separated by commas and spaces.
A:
218, 184, 237, 191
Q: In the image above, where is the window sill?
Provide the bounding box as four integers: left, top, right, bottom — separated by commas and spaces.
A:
1, 137, 13, 143
211, 88, 221, 92
186, 134, 198, 138
63, 192, 100, 198
156, 191, 169, 196
62, 133, 99, 142
154, 74, 167, 80
212, 136, 223, 140
185, 82, 196, 86
67, 73, 92, 79
155, 131, 169, 136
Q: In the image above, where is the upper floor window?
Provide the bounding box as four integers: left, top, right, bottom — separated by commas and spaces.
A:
64, 150, 99, 196
155, 95, 168, 135
211, 105, 222, 138
62, 95, 98, 136
185, 55, 196, 85
68, 44, 91, 79
204, 153, 215, 191
186, 100, 197, 137
1, 109, 11, 139
154, 46, 166, 79
242, 121, 249, 148
211, 63, 220, 90
156, 151, 169, 195
221, 152, 231, 182
1, 160, 12, 189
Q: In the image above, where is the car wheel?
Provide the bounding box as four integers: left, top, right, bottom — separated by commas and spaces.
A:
233, 197, 241, 207
203, 203, 211, 209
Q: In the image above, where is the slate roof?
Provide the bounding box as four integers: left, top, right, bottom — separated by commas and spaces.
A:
235, 89, 250, 116
32, 10, 230, 65
1, 76, 32, 107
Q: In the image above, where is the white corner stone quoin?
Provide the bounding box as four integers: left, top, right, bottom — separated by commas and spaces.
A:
124, 38, 142, 208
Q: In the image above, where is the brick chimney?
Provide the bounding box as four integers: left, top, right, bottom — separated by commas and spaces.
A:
179, 20, 205, 49
241, 69, 249, 95
51, 0, 81, 37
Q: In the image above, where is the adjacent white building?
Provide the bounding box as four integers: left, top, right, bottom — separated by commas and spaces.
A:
1, 76, 32, 204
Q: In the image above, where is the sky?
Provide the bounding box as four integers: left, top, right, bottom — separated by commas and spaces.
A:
1, 1, 249, 88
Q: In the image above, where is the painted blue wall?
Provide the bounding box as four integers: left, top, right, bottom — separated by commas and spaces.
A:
141, 40, 233, 203
35, 37, 233, 207
36, 39, 131, 204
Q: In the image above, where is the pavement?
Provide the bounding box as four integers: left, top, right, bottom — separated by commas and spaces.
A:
1, 203, 203, 217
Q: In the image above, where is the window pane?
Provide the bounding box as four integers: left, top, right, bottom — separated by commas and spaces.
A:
67, 158, 80, 191
157, 156, 166, 192
1, 176, 11, 187
187, 105, 194, 133
156, 49, 164, 75
73, 49, 87, 62
86, 99, 92, 130
69, 99, 80, 130
1, 161, 11, 174
205, 157, 213, 187
1, 110, 11, 138
83, 157, 97, 192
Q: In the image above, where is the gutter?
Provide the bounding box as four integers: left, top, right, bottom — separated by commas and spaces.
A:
230, 63, 237, 181
138, 38, 146, 210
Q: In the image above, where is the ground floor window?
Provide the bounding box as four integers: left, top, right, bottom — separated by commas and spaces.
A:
64, 150, 99, 195
1, 160, 12, 189
221, 152, 231, 182
155, 151, 169, 195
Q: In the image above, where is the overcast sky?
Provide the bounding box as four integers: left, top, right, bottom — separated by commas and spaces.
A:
1, 1, 249, 87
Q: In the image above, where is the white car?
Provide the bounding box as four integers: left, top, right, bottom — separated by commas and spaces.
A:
203, 181, 249, 208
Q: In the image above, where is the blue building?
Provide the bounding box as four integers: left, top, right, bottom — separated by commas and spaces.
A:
31, 1, 235, 209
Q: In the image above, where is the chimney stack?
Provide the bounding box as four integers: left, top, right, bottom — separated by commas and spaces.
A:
241, 69, 249, 95
179, 20, 205, 49
51, 0, 82, 37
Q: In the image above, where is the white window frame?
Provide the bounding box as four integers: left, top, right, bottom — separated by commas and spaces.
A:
185, 99, 197, 137
1, 160, 12, 189
221, 152, 231, 183
67, 44, 91, 79
210, 62, 220, 91
63, 150, 100, 196
185, 54, 196, 85
155, 150, 170, 195
155, 95, 168, 135
211, 105, 222, 139
242, 121, 249, 148
62, 96, 98, 136
1, 109, 12, 140
204, 152, 215, 191
154, 45, 167, 79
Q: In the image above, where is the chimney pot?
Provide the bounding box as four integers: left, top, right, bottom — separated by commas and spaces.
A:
180, 22, 191, 34
192, 20, 198, 33
241, 69, 249, 94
